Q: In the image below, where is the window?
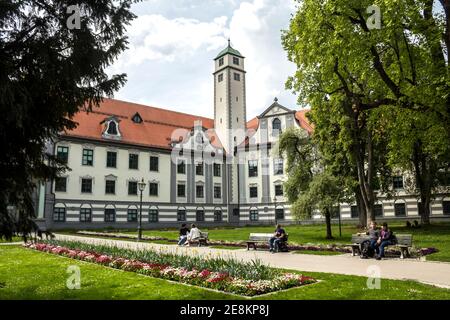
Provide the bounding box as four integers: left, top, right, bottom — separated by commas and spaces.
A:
213, 163, 221, 177
196, 185, 204, 198
128, 181, 137, 195
149, 209, 158, 222
82, 149, 93, 166
394, 203, 406, 217
218, 73, 223, 82
374, 204, 383, 217
272, 118, 282, 136
214, 210, 222, 222
275, 208, 285, 220
105, 180, 115, 194
233, 57, 239, 65
443, 201, 450, 215
81, 178, 92, 193
274, 159, 283, 175
105, 208, 115, 222
132, 113, 142, 123
107, 121, 118, 135
214, 186, 221, 199
53, 207, 65, 222
275, 184, 283, 196
55, 177, 67, 192
248, 160, 258, 177
177, 209, 186, 221
150, 156, 159, 171
129, 154, 139, 169
177, 184, 186, 197
106, 151, 117, 168
196, 162, 204, 176
250, 210, 258, 221
177, 160, 186, 174
127, 209, 138, 222
234, 73, 240, 81
80, 208, 92, 222
56, 146, 69, 164
149, 182, 158, 196
250, 186, 258, 198
196, 210, 205, 222
393, 176, 404, 189
219, 57, 224, 66
233, 208, 240, 217
351, 205, 359, 218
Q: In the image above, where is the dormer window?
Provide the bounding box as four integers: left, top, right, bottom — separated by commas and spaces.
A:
102, 116, 121, 140
107, 121, 118, 135
132, 112, 142, 123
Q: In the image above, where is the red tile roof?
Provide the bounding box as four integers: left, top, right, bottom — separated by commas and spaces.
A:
295, 109, 313, 134
61, 98, 313, 150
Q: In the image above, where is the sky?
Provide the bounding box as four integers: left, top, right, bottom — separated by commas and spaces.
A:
107, 0, 301, 120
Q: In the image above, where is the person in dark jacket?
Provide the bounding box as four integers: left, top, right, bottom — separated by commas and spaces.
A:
178, 223, 190, 246
376, 222, 393, 260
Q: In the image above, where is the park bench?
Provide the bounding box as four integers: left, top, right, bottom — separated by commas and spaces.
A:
246, 233, 288, 251
350, 233, 413, 259
189, 232, 209, 247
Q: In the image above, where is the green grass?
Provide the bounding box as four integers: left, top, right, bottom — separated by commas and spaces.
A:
292, 250, 344, 256
1, 245, 450, 300
0, 236, 22, 243
107, 221, 450, 262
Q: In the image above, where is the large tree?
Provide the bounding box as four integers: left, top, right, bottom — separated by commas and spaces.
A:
0, 1, 136, 240
282, 0, 449, 225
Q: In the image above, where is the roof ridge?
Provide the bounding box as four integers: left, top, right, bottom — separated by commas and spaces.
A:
103, 97, 213, 121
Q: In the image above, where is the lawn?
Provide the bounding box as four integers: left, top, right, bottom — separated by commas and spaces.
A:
1, 245, 450, 300
93, 221, 450, 262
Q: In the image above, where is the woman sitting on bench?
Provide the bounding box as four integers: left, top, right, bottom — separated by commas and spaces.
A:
376, 223, 394, 260
186, 224, 201, 246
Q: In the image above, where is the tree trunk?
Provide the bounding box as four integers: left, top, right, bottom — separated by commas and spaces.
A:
355, 186, 367, 228
412, 140, 433, 225
324, 208, 333, 239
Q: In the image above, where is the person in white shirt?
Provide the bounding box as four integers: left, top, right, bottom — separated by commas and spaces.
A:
186, 224, 201, 246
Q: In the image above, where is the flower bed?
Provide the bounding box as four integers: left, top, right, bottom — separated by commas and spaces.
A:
24, 242, 316, 296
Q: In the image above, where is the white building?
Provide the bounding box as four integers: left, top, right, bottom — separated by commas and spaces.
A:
34, 43, 450, 229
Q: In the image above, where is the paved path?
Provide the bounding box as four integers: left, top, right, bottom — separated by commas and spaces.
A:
55, 234, 450, 289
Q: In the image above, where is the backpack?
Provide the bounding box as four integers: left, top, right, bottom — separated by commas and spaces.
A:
360, 240, 375, 259
389, 231, 398, 245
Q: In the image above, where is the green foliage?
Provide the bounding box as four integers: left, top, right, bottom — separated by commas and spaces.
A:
0, 1, 137, 239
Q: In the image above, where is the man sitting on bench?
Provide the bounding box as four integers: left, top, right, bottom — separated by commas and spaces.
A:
376, 222, 395, 260
269, 224, 286, 253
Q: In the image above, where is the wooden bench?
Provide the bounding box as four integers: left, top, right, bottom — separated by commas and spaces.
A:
246, 233, 288, 251
189, 232, 209, 247
350, 233, 413, 259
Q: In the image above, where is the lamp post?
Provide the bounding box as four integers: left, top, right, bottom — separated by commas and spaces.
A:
273, 195, 277, 226
137, 178, 146, 241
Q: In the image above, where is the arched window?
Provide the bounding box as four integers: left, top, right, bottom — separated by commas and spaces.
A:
214, 209, 222, 222
107, 121, 118, 135
250, 209, 258, 221
272, 118, 281, 136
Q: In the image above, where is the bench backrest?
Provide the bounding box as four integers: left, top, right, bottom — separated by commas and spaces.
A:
351, 234, 370, 243
199, 232, 209, 239
249, 233, 273, 241
351, 233, 412, 245
395, 234, 412, 245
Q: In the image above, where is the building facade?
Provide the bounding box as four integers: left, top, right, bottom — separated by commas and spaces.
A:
34, 43, 450, 229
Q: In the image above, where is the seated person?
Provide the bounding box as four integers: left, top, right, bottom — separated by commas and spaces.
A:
186, 224, 201, 246
376, 222, 394, 260
269, 224, 286, 253
366, 221, 380, 257
178, 223, 190, 246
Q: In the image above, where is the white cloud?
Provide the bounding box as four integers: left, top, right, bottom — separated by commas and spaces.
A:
117, 14, 229, 66
109, 0, 299, 119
